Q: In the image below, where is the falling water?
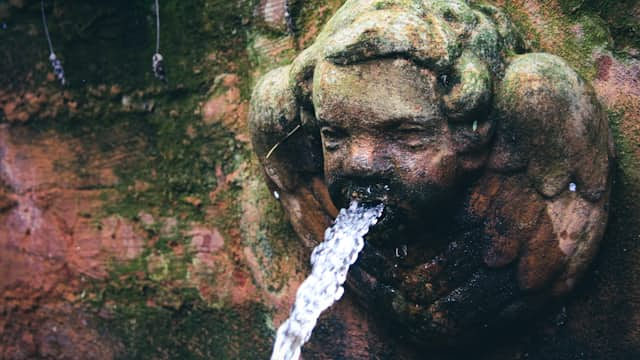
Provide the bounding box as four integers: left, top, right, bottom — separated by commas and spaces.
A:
270, 201, 384, 360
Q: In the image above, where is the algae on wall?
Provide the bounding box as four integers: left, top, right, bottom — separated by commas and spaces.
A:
1, 0, 294, 358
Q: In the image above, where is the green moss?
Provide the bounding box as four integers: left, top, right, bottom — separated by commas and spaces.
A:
371, 0, 415, 11
559, 0, 640, 49
501, 0, 613, 81
248, 173, 301, 293
555, 14, 611, 80
373, 1, 394, 10
608, 109, 640, 183
73, 0, 258, 237
501, 1, 541, 50
1, 1, 282, 355
3, 0, 256, 230
102, 301, 273, 359
292, 0, 346, 48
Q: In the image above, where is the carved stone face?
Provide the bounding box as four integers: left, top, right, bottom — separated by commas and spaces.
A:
249, 0, 613, 347
315, 59, 456, 218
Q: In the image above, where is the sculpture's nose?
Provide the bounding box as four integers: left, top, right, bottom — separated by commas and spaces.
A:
343, 138, 391, 179
327, 137, 394, 208
347, 141, 375, 175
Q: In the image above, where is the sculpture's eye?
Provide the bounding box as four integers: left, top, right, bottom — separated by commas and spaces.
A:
395, 123, 431, 149
396, 123, 427, 134
321, 126, 347, 151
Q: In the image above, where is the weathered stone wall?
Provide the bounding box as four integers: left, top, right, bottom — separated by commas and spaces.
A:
0, 0, 638, 358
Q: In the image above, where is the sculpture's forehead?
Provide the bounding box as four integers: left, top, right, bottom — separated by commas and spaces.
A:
312, 59, 442, 127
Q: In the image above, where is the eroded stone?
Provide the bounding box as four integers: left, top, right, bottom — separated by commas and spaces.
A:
249, 0, 613, 348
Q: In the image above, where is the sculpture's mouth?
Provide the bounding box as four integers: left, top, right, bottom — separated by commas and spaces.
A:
332, 183, 412, 228
338, 183, 391, 207
344, 192, 477, 307
330, 180, 454, 225
334, 184, 414, 248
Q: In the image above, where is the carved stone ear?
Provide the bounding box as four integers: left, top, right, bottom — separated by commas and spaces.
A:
249, 64, 334, 248
249, 65, 303, 191
490, 53, 611, 201
486, 53, 612, 295
249, 66, 298, 155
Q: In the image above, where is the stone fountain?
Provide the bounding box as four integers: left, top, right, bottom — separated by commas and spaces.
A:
249, 0, 613, 354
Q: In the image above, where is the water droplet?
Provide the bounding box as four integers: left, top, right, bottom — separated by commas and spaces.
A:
273, 191, 280, 199
472, 120, 478, 132
555, 306, 568, 327
569, 182, 576, 192
440, 74, 448, 86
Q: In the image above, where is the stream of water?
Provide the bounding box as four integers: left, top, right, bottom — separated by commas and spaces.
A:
270, 201, 384, 360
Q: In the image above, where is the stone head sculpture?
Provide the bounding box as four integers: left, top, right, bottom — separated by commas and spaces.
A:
249, 0, 613, 346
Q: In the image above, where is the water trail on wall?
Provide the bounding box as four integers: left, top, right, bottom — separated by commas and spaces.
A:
270, 200, 384, 360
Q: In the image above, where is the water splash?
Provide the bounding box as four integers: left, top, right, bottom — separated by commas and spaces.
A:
271, 201, 383, 360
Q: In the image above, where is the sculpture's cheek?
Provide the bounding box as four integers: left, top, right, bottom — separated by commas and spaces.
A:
394, 147, 458, 192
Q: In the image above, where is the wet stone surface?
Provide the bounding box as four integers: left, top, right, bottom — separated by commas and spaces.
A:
250, 0, 614, 350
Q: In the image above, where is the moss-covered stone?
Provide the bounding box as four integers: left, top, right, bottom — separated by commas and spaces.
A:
103, 301, 273, 359
558, 0, 640, 49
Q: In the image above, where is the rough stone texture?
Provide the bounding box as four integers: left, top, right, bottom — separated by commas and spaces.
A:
0, 125, 142, 358
202, 73, 250, 142
1, 1, 287, 358
0, 0, 639, 359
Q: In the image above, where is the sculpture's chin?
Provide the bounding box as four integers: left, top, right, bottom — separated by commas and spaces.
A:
347, 217, 525, 348
363, 204, 455, 257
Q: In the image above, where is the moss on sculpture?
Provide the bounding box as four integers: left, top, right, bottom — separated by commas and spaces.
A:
250, 0, 613, 347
